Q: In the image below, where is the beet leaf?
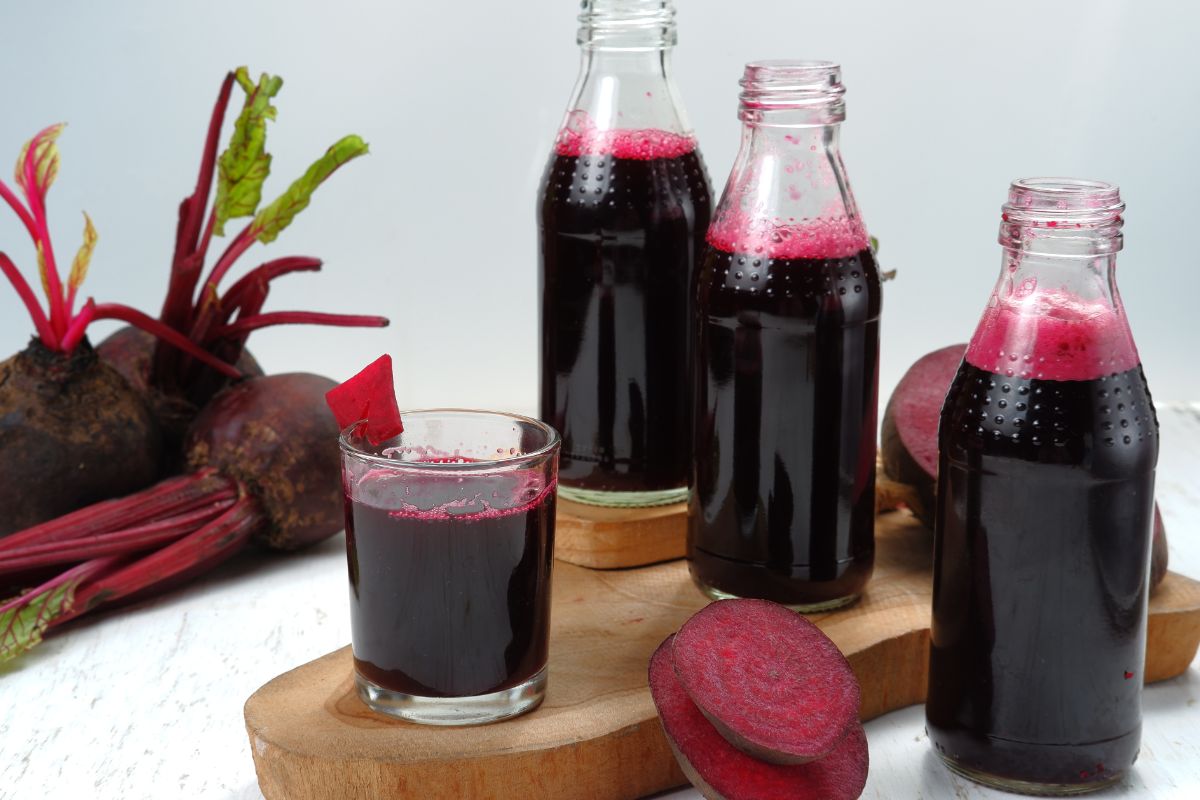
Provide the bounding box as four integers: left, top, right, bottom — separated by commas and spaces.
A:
252, 135, 369, 243
214, 68, 283, 236
0, 558, 116, 664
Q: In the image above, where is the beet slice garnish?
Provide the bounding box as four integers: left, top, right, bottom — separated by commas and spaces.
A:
671, 598, 862, 765
649, 635, 869, 800
324, 354, 403, 445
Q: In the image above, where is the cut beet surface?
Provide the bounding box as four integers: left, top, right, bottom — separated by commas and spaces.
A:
879, 344, 965, 524
650, 636, 869, 800
324, 353, 403, 445
671, 599, 861, 766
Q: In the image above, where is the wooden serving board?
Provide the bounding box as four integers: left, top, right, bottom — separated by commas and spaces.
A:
245, 513, 1200, 800
554, 498, 686, 569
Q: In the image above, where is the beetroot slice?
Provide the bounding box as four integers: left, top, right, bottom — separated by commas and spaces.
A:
324, 354, 403, 445
671, 599, 861, 765
879, 344, 965, 524
650, 636, 869, 800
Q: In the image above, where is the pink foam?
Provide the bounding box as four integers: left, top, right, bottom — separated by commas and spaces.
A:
555, 119, 696, 160
706, 212, 869, 260
965, 290, 1140, 381
354, 466, 556, 522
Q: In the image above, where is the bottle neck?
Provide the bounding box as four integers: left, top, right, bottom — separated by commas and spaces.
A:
557, 46, 694, 159
708, 120, 865, 259
966, 178, 1138, 381
707, 61, 867, 259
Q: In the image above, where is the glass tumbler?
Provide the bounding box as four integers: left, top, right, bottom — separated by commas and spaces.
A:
339, 409, 560, 725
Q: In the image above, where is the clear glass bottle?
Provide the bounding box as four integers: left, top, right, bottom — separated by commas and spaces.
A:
538, 0, 712, 508
688, 61, 880, 610
927, 179, 1158, 794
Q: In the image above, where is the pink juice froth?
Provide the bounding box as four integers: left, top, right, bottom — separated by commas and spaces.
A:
555, 117, 696, 160
965, 290, 1140, 382
706, 212, 869, 260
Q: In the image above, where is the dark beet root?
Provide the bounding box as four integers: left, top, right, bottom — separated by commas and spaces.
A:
881, 344, 1169, 591
98, 325, 264, 455
0, 339, 162, 537
879, 344, 965, 525
184, 372, 341, 551
650, 636, 869, 800
671, 599, 861, 765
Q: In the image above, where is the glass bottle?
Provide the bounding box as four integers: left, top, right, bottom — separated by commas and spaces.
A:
538, 0, 712, 508
688, 61, 880, 610
927, 179, 1158, 794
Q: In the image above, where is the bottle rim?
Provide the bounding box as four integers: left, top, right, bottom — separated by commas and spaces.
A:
738, 60, 845, 121
578, 0, 677, 49
1000, 178, 1124, 253
1003, 178, 1125, 223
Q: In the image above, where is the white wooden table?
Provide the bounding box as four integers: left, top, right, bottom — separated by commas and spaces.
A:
3, 407, 1198, 800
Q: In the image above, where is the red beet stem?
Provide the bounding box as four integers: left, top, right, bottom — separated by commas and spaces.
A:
0, 500, 234, 576
0, 555, 121, 620
58, 297, 96, 353
92, 302, 241, 378
0, 470, 236, 554
219, 256, 323, 311
0, 251, 56, 346
0, 178, 39, 241
163, 71, 237, 332
21, 128, 68, 339
54, 495, 263, 626
213, 311, 390, 338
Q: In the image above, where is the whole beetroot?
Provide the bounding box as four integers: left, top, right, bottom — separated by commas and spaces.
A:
0, 371, 346, 663
98, 326, 264, 455
185, 372, 341, 551
0, 340, 161, 536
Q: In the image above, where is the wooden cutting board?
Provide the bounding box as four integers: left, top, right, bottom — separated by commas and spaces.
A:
554, 498, 686, 569
244, 513, 1200, 800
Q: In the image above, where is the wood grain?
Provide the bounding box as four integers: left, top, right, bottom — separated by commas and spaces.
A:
244, 512, 1200, 800
553, 498, 686, 569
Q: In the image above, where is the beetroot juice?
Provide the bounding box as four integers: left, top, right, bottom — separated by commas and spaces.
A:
540, 131, 709, 497
539, 0, 711, 507
688, 62, 879, 610
340, 411, 560, 725
345, 474, 556, 699
927, 179, 1158, 793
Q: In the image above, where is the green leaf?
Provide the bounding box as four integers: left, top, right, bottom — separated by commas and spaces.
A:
251, 135, 369, 244
213, 68, 284, 236
0, 576, 81, 664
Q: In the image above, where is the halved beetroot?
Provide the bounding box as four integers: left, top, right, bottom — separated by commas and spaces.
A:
878, 344, 965, 525
671, 599, 861, 765
324, 354, 403, 445
650, 636, 869, 800
881, 345, 1169, 590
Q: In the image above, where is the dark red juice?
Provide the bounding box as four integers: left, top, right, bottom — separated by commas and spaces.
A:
689, 231, 881, 607
345, 471, 556, 698
928, 297, 1158, 787
539, 128, 711, 494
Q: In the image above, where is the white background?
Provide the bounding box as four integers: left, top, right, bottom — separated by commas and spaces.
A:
0, 0, 1197, 413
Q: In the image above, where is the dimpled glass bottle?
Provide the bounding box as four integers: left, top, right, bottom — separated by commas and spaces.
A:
927, 179, 1159, 794
538, 0, 712, 507
689, 62, 880, 611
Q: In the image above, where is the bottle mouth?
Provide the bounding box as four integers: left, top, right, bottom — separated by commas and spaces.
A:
578, 0, 677, 49
1000, 178, 1124, 253
738, 60, 845, 122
